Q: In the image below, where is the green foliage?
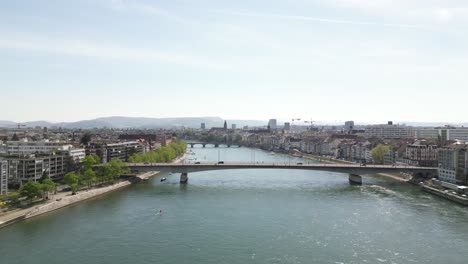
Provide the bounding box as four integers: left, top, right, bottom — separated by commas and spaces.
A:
20, 181, 43, 203
81, 169, 96, 188
96, 158, 130, 183
0, 192, 20, 207
63, 172, 80, 193
128, 141, 187, 163
40, 178, 57, 196
371, 144, 391, 164
82, 154, 100, 171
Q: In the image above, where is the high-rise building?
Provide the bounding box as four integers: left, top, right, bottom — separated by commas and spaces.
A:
345, 121, 354, 131
0, 160, 7, 195
231, 124, 237, 130
284, 122, 290, 131
438, 144, 468, 185
201, 123, 206, 129
268, 119, 277, 130
224, 121, 227, 130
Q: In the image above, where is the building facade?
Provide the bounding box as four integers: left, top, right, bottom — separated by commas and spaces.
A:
415, 127, 468, 142
7, 155, 69, 184
405, 141, 438, 167
438, 144, 468, 185
86, 141, 144, 163
6, 140, 72, 155
365, 123, 414, 139
268, 119, 277, 130
1, 160, 7, 195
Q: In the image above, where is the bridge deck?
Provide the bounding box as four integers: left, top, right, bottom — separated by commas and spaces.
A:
128, 162, 437, 175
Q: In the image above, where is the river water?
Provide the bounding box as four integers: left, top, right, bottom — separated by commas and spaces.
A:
1, 146, 468, 264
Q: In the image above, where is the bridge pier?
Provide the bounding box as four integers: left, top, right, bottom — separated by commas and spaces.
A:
190, 144, 194, 148
202, 144, 206, 148
214, 144, 219, 148
349, 174, 362, 185
180, 173, 188, 183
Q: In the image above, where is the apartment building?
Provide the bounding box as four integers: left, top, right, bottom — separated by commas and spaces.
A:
1, 160, 7, 195
7, 155, 68, 184
6, 140, 72, 155
86, 141, 144, 163
438, 144, 468, 185
405, 141, 438, 167
365, 122, 414, 139
415, 127, 468, 142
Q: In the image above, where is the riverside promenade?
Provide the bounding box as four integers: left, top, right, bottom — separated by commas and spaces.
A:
0, 154, 186, 229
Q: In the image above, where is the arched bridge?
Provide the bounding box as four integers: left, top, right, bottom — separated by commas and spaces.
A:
186, 141, 241, 148
128, 163, 437, 185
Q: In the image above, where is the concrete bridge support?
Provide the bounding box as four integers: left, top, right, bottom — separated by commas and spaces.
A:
202, 144, 206, 148
349, 174, 362, 185
190, 144, 194, 148
180, 173, 188, 183
214, 144, 219, 148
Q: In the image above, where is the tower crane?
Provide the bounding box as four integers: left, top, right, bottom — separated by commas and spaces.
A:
291, 118, 301, 126
304, 119, 315, 130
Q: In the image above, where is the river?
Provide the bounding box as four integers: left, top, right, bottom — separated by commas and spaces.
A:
1, 146, 468, 264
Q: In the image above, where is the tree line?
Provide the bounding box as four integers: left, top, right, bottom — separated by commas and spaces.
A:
128, 141, 187, 163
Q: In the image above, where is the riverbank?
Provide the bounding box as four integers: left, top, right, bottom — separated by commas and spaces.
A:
0, 181, 132, 229
0, 153, 187, 229
421, 185, 468, 206
302, 153, 412, 182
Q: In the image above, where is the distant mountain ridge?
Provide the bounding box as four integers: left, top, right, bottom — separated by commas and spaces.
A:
1, 117, 467, 129
0, 116, 267, 129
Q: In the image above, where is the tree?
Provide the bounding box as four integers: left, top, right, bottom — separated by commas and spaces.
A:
3, 192, 20, 207
20, 181, 43, 203
80, 133, 92, 146
40, 178, 57, 198
371, 144, 391, 164
11, 133, 19, 141
82, 154, 100, 171
63, 172, 80, 194
81, 169, 96, 188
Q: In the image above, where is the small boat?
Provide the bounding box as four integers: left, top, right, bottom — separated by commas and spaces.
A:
160, 177, 167, 182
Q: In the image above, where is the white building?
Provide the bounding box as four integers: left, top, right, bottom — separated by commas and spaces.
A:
7, 140, 72, 155
365, 122, 414, 139
415, 127, 468, 142
1, 160, 7, 195
67, 148, 86, 163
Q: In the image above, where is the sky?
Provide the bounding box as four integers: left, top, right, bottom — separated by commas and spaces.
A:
1, 0, 467, 124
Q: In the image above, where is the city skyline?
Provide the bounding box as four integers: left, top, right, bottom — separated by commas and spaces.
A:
1, 0, 468, 122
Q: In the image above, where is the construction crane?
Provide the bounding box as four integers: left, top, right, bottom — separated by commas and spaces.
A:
304, 119, 315, 130
291, 118, 301, 125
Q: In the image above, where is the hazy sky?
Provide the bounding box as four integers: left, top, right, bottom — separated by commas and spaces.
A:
1, 0, 467, 123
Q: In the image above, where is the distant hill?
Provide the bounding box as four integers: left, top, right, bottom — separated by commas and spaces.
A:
0, 117, 267, 129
